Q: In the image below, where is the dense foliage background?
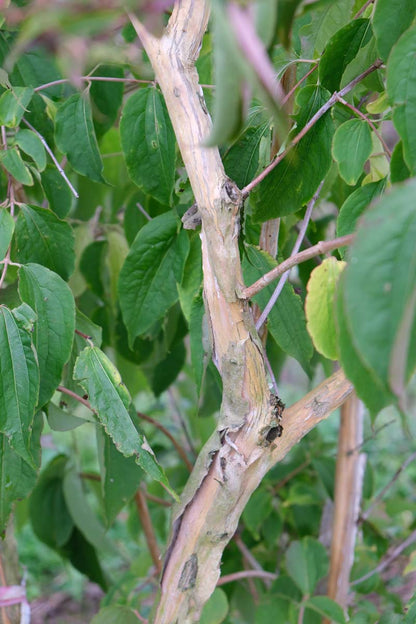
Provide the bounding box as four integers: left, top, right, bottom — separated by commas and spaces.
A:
0, 0, 415, 622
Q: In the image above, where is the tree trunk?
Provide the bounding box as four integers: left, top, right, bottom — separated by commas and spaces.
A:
130, 2, 354, 621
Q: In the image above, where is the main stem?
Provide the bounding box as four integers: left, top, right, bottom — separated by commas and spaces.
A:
131, 2, 353, 622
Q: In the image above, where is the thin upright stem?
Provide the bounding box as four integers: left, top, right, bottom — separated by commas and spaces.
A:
22, 118, 79, 198
242, 60, 383, 198
255, 181, 323, 331
242, 234, 354, 300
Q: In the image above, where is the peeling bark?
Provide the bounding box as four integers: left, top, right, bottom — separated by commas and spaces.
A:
130, 3, 354, 622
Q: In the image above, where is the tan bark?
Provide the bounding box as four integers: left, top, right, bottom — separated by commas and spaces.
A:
130, 3, 354, 622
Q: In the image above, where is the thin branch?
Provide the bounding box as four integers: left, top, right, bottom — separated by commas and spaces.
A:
351, 528, 416, 586
136, 202, 152, 221
217, 569, 277, 586
21, 118, 79, 199
33, 75, 153, 93
281, 64, 317, 107
242, 59, 383, 198
137, 411, 193, 472
242, 234, 354, 300
75, 328, 92, 340
145, 492, 172, 508
135, 487, 163, 575
335, 94, 391, 158
57, 385, 94, 411
360, 450, 416, 523
353, 0, 375, 19
255, 180, 324, 331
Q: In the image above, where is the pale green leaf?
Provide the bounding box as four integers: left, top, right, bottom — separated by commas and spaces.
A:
200, 588, 229, 624
118, 211, 180, 343
306, 596, 346, 623
18, 263, 75, 408
387, 25, 416, 173
91, 606, 142, 624
14, 204, 75, 280
0, 209, 14, 259
120, 87, 175, 204
47, 402, 88, 432
55, 93, 106, 183
332, 119, 372, 185
0, 304, 39, 468
305, 258, 346, 360
0, 86, 33, 127
13, 129, 46, 171
0, 147, 33, 186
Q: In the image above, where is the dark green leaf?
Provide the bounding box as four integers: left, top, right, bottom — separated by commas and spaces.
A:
373, 0, 416, 61
152, 340, 186, 396
200, 588, 229, 624
0, 304, 39, 467
96, 427, 142, 527
243, 244, 314, 374
177, 233, 203, 321
11, 46, 65, 99
338, 180, 416, 411
120, 87, 175, 204
13, 129, 46, 171
255, 85, 333, 221
19, 263, 75, 407
189, 290, 206, 395
0, 434, 37, 535
61, 526, 107, 590
285, 537, 329, 594
0, 86, 33, 127
390, 141, 411, 184
242, 488, 273, 540
0, 147, 33, 186
73, 346, 174, 495
14, 204, 75, 280
387, 25, 416, 174
336, 179, 386, 257
29, 455, 74, 549
223, 122, 269, 188
305, 596, 346, 623
55, 93, 106, 183
319, 19, 373, 92
300, 0, 353, 55
118, 211, 180, 343
90, 65, 124, 138
47, 402, 87, 431
41, 165, 73, 218
332, 119, 372, 185
0, 209, 14, 259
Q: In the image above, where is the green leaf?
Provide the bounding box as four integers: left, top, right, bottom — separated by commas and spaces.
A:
200, 588, 229, 624
390, 141, 411, 184
91, 606, 142, 624
18, 263, 75, 408
73, 346, 174, 495
319, 19, 373, 92
14, 204, 75, 280
336, 179, 386, 256
338, 179, 416, 411
332, 119, 372, 185
120, 87, 175, 204
306, 258, 346, 360
41, 165, 73, 218
152, 340, 186, 396
96, 427, 142, 527
387, 25, 416, 174
373, 0, 416, 62
0, 147, 33, 186
60, 526, 107, 590
242, 488, 273, 540
223, 122, 269, 188
0, 434, 37, 535
13, 129, 46, 171
305, 596, 346, 623
189, 290, 206, 395
301, 0, 353, 55
118, 211, 180, 343
90, 64, 124, 138
47, 402, 87, 431
0, 86, 33, 127
11, 46, 65, 99
177, 234, 203, 322
55, 92, 106, 183
29, 455, 74, 550
62, 467, 117, 554
243, 244, 314, 375
285, 537, 329, 594
255, 85, 333, 221
0, 304, 39, 468
0, 209, 14, 259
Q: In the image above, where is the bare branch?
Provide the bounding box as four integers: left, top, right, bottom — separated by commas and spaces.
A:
57, 385, 94, 411
242, 60, 383, 198
137, 412, 193, 472
33, 75, 153, 93
217, 569, 277, 586
135, 487, 163, 575
242, 234, 354, 300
